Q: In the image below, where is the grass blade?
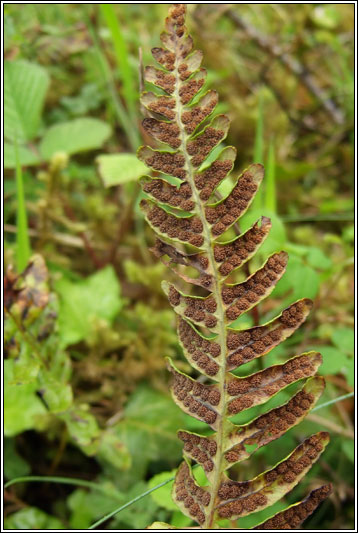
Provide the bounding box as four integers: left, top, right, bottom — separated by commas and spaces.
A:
88, 477, 175, 530
311, 392, 354, 413
100, 4, 137, 122
265, 137, 276, 213
14, 138, 31, 272
85, 7, 140, 151
251, 89, 264, 211
4, 475, 120, 499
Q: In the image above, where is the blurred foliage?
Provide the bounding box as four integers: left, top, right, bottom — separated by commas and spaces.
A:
4, 3, 353, 530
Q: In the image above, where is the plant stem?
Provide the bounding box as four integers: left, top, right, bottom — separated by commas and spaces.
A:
172, 38, 227, 531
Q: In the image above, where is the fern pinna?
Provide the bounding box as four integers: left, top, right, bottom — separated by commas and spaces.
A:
138, 5, 331, 529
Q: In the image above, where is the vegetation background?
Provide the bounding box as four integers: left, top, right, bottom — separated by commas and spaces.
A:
4, 3, 354, 530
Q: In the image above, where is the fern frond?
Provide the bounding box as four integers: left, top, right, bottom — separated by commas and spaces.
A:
139, 4, 331, 529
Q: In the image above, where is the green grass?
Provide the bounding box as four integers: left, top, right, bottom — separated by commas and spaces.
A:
15, 138, 31, 271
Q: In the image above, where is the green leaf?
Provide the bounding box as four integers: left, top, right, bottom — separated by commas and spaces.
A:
4, 438, 31, 480
40, 118, 112, 160
342, 439, 354, 463
12, 343, 40, 384
4, 360, 47, 437
272, 256, 319, 302
55, 265, 122, 346
111, 481, 160, 529
149, 470, 178, 511
332, 327, 354, 355
37, 371, 73, 413
68, 481, 123, 528
148, 522, 177, 529
171, 510, 193, 528
240, 209, 287, 257
114, 386, 186, 483
307, 345, 347, 376
311, 6, 341, 29
68, 489, 95, 529
97, 429, 132, 471
4, 142, 40, 169
306, 247, 332, 271
4, 508, 65, 530
60, 406, 100, 455
4, 60, 49, 143
96, 153, 147, 187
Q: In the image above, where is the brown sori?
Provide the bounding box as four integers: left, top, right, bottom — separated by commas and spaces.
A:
138, 4, 331, 529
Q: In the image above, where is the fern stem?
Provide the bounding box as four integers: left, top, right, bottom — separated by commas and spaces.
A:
172, 40, 227, 531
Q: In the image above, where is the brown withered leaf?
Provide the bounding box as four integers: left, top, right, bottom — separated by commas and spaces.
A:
4, 255, 49, 320
150, 238, 214, 290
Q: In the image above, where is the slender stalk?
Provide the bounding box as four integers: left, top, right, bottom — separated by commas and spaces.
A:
4, 476, 121, 499
172, 35, 227, 531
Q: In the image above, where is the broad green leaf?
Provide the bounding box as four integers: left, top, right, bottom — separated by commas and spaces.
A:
4, 360, 47, 437
96, 153, 147, 187
149, 470, 178, 511
342, 439, 354, 463
37, 371, 73, 413
4, 507, 65, 530
306, 247, 332, 270
68, 482, 122, 528
148, 522, 177, 529
171, 511, 193, 528
240, 210, 287, 257
4, 60, 49, 143
40, 118, 112, 160
4, 438, 31, 480
11, 343, 40, 384
306, 345, 345, 376
97, 429, 131, 471
68, 489, 95, 529
4, 141, 40, 169
332, 327, 354, 355
113, 385, 186, 484
55, 265, 122, 346
60, 406, 100, 456
111, 481, 160, 529
272, 256, 319, 301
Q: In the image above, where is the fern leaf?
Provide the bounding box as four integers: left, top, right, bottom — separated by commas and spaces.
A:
139, 4, 331, 529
